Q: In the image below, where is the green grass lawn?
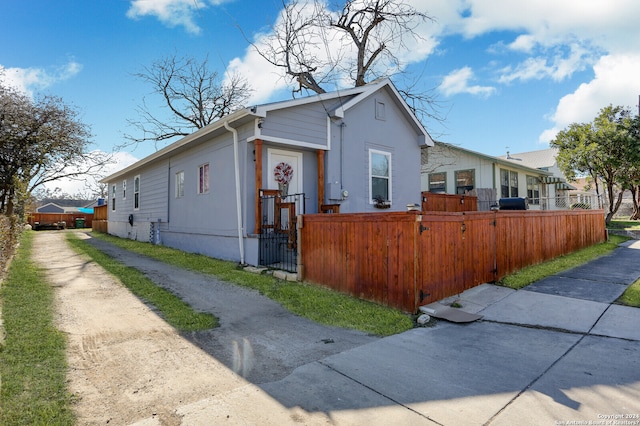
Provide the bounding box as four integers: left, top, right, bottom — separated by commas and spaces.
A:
608, 220, 640, 231
83, 231, 415, 336
0, 231, 75, 425
500, 232, 640, 308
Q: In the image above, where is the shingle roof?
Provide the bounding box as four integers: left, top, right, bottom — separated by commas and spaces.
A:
497, 148, 559, 169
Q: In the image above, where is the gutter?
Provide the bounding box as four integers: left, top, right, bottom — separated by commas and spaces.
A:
224, 121, 245, 265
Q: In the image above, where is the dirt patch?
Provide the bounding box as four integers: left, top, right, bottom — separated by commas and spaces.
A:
32, 231, 375, 424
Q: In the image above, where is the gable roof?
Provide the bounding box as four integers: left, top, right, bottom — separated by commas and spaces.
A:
103, 79, 432, 183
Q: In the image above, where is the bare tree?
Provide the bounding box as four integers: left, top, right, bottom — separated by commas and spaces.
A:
126, 54, 252, 149
251, 0, 440, 121
0, 80, 111, 216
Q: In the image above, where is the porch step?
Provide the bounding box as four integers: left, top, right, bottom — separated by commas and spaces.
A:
273, 270, 298, 282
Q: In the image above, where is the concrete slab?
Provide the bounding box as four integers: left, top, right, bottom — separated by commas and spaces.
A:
591, 304, 640, 341
267, 323, 581, 426
480, 290, 608, 333
437, 283, 515, 314
525, 275, 628, 303
558, 247, 640, 284
419, 303, 483, 322
260, 362, 437, 425
490, 336, 640, 426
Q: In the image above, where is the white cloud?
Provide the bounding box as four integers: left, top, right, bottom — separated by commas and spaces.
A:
127, 0, 204, 34
539, 54, 640, 143
439, 66, 495, 97
0, 60, 82, 96
126, 0, 230, 35
498, 43, 594, 84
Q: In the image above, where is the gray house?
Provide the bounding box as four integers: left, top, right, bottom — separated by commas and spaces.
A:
102, 79, 433, 267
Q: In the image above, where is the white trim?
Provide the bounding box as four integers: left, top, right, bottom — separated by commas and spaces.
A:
369, 149, 392, 204
247, 135, 327, 151
111, 184, 116, 212
133, 175, 140, 210
197, 163, 210, 195
175, 170, 184, 198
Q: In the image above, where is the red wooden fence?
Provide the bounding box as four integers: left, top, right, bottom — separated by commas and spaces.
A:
421, 192, 478, 212
28, 212, 94, 229
92, 204, 108, 233
299, 210, 606, 313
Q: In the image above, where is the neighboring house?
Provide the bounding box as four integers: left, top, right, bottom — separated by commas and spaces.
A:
101, 78, 433, 267
421, 143, 574, 210
36, 199, 98, 213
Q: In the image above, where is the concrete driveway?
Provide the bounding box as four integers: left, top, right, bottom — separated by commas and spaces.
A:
81, 233, 640, 425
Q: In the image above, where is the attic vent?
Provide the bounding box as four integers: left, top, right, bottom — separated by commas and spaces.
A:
375, 99, 386, 121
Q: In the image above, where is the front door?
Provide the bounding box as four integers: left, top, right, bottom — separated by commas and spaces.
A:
267, 148, 303, 196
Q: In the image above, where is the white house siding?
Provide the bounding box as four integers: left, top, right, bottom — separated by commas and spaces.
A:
421, 144, 496, 194
421, 143, 558, 210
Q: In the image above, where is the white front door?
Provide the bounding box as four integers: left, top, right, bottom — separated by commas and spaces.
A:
267, 148, 303, 195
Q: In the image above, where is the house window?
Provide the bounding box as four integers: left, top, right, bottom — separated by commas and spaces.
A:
429, 172, 446, 193
134, 175, 140, 210
527, 176, 540, 204
198, 163, 210, 194
122, 180, 126, 200
500, 169, 518, 198
369, 150, 391, 203
455, 169, 474, 194
175, 171, 184, 198
375, 100, 386, 120
111, 184, 116, 211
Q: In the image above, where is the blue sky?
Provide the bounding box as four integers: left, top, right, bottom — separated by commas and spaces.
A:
2, 0, 640, 194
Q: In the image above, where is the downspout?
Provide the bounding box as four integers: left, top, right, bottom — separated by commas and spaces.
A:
224, 121, 245, 265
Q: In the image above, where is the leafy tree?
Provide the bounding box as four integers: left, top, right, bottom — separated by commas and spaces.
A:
0, 80, 108, 217
250, 0, 440, 122
126, 54, 252, 149
551, 105, 638, 224
622, 115, 640, 219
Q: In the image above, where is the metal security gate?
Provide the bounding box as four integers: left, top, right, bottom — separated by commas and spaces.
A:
259, 191, 305, 273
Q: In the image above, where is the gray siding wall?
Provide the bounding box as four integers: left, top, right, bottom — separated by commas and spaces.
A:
260, 103, 329, 147
106, 121, 260, 262
106, 160, 169, 242
325, 89, 422, 212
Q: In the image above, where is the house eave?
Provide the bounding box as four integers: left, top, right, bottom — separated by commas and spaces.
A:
433, 142, 553, 176
101, 108, 258, 183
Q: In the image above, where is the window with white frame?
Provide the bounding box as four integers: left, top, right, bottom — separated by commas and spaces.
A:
500, 169, 518, 198
454, 169, 475, 194
369, 149, 391, 203
111, 184, 116, 211
527, 176, 540, 204
134, 175, 140, 209
122, 179, 127, 200
175, 171, 184, 198
198, 163, 210, 194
